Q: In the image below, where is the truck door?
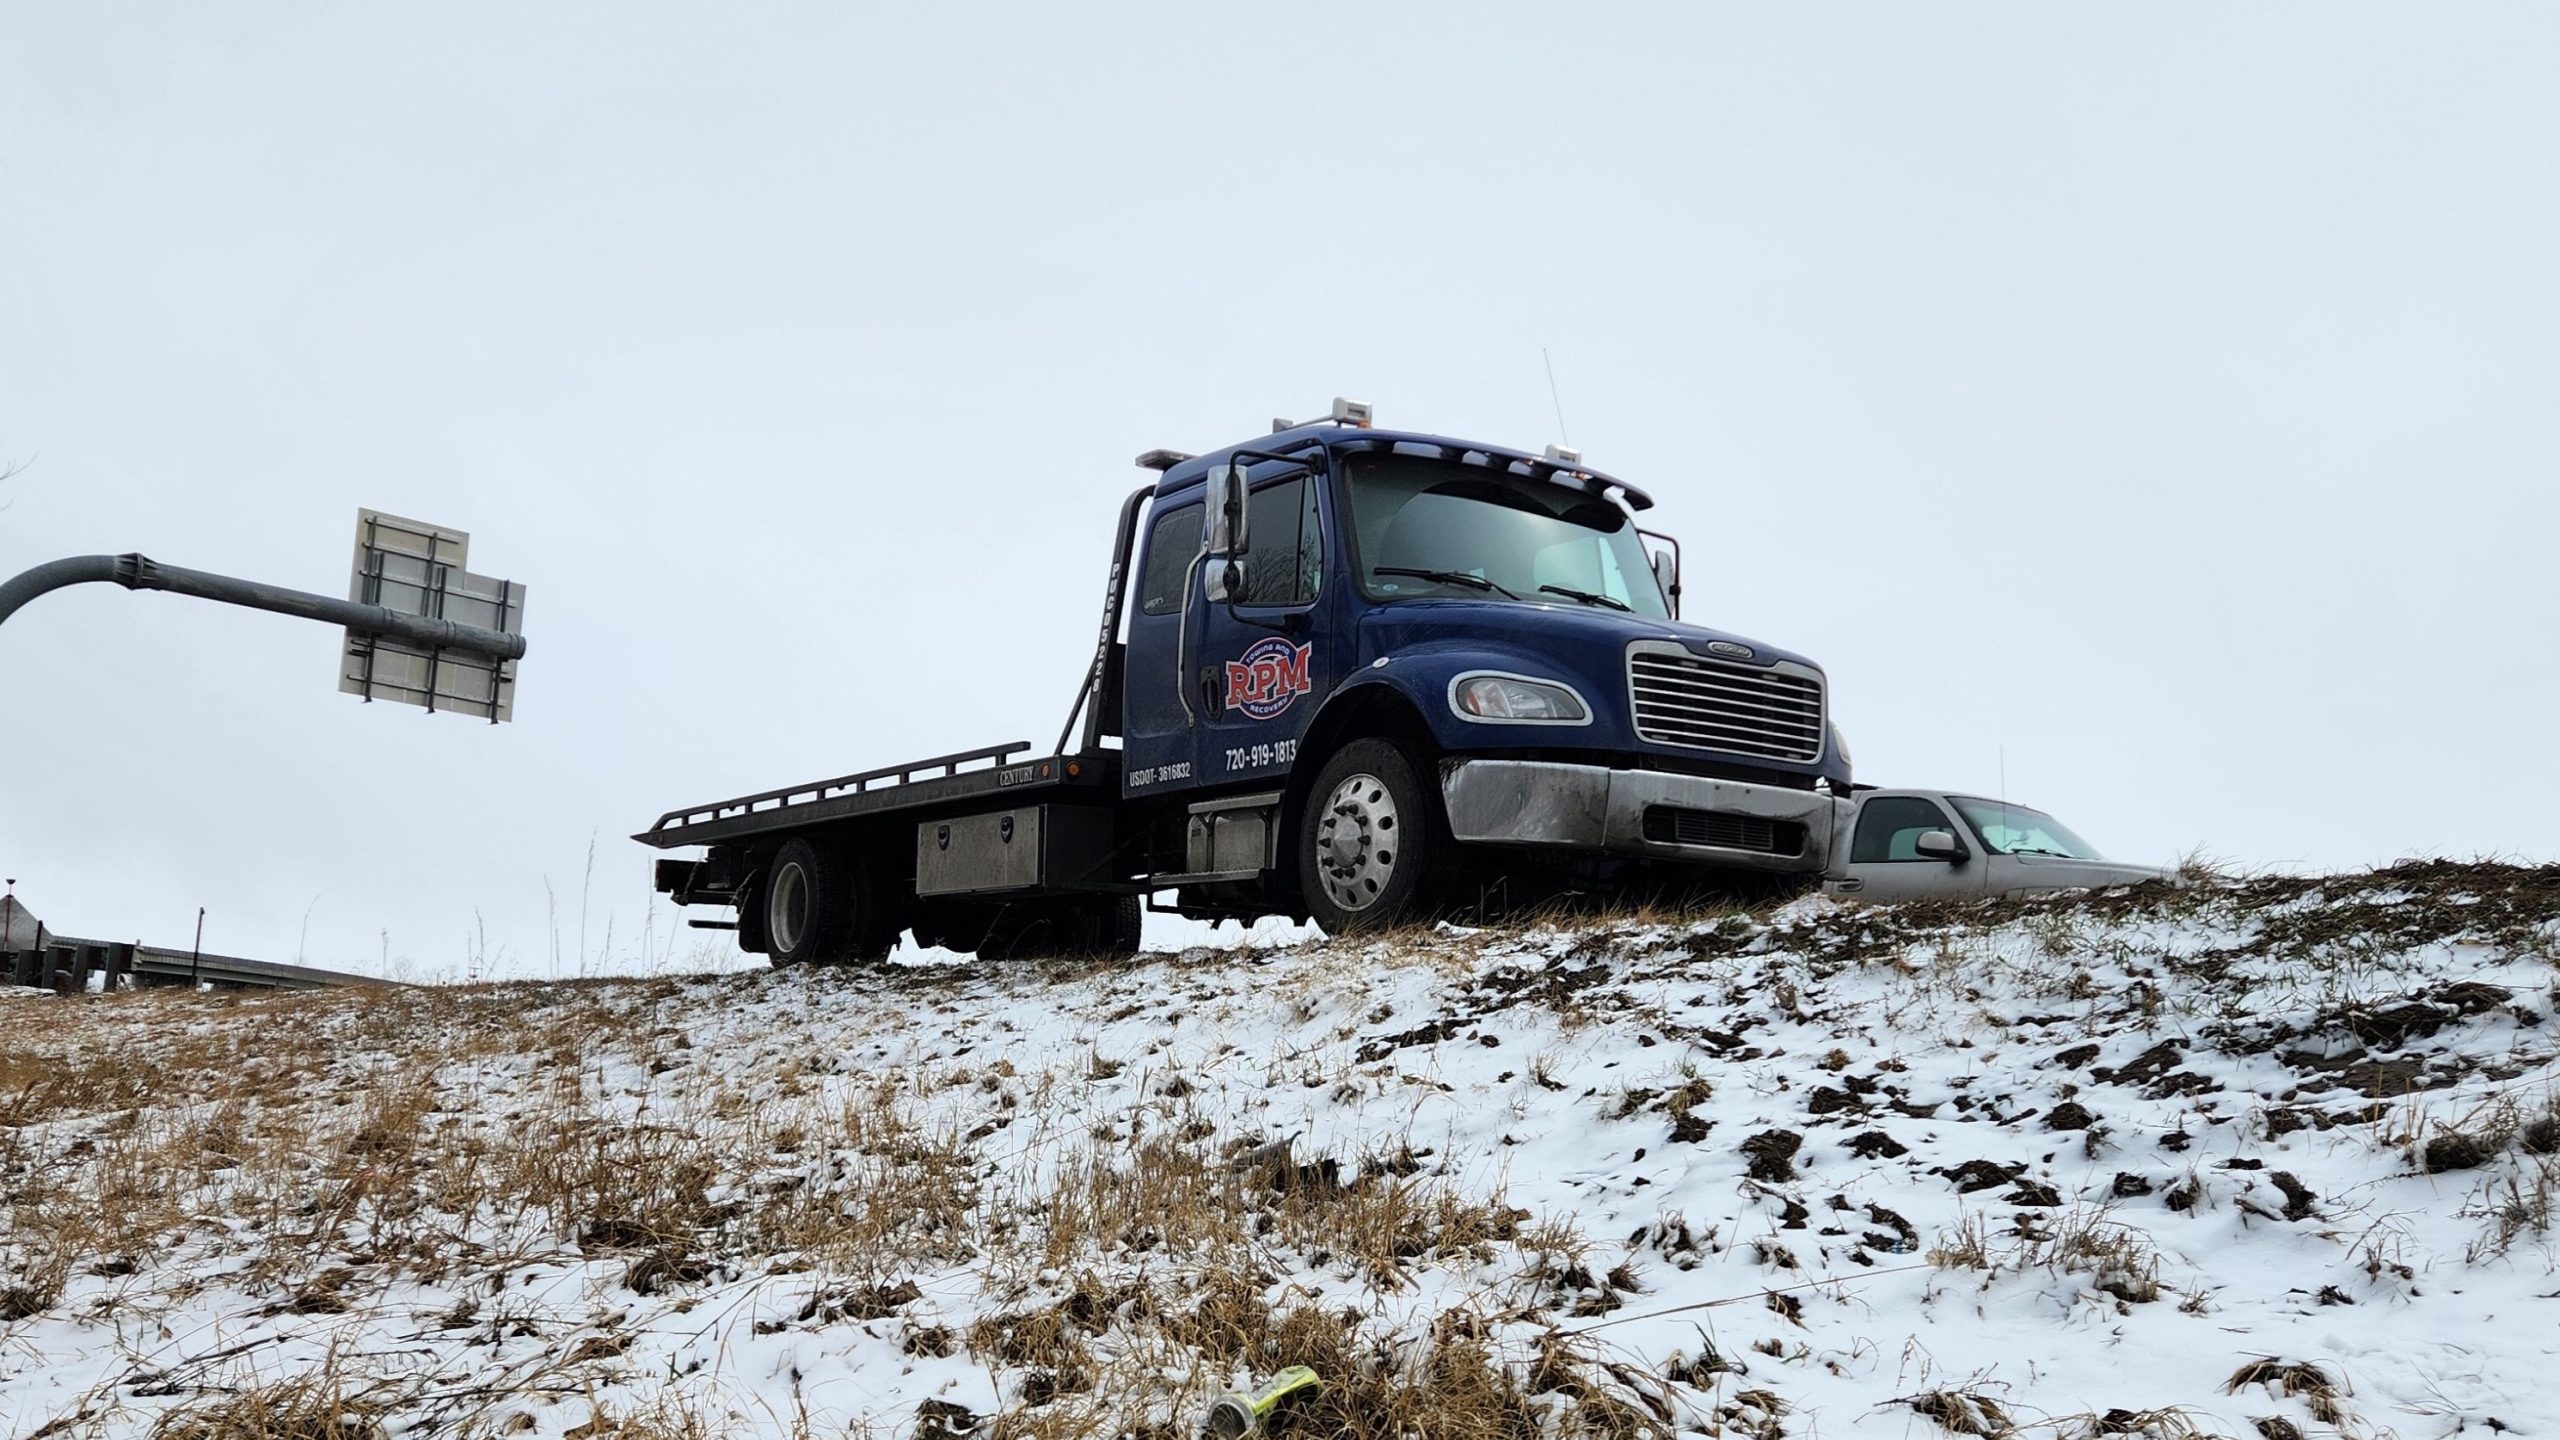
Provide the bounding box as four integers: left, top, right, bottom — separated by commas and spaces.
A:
1121, 498, 1205, 797
1827, 793, 1986, 901
1194, 471, 1333, 789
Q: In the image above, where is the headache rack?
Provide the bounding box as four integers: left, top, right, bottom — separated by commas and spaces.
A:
635, 742, 1107, 849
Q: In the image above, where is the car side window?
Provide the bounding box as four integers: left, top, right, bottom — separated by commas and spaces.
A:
1236, 476, 1321, 605
1139, 504, 1203, 616
1851, 797, 1958, 863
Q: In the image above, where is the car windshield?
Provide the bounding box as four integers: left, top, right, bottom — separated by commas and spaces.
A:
1950, 798, 2106, 860
1342, 453, 1669, 619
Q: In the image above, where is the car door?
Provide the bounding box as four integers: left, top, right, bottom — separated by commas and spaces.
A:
1120, 498, 1204, 797
1193, 470, 1334, 788
1985, 854, 2100, 897
1827, 793, 1985, 901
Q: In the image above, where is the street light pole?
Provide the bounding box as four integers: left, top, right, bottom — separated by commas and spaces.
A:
0, 553, 527, 661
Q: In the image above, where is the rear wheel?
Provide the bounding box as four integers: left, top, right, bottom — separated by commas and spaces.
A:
910, 904, 987, 956
1298, 739, 1440, 934
735, 875, 772, 955
978, 894, 1144, 961
764, 837, 896, 966
1090, 893, 1144, 956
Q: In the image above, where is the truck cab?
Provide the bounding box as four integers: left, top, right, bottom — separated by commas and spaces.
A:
1111, 403, 1850, 930
641, 401, 1855, 963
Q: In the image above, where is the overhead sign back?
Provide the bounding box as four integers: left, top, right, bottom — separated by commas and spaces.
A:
339, 510, 525, 722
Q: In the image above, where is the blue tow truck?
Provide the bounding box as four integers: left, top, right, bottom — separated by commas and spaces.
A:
640, 401, 1853, 963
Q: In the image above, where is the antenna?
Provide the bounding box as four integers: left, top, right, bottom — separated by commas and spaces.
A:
1542, 348, 1571, 447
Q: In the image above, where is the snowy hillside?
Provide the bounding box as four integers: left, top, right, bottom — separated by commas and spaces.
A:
5, 863, 2558, 1440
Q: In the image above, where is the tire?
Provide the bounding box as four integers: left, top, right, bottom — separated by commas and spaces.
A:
1297, 738, 1441, 934
1100, 892, 1144, 955
1061, 893, 1143, 957
910, 904, 987, 956
764, 837, 896, 967
976, 895, 1142, 961
735, 873, 772, 956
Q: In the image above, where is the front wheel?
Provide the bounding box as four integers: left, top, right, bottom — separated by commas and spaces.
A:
1297, 739, 1441, 934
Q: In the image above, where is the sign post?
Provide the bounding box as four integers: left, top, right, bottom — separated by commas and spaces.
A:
0, 510, 528, 722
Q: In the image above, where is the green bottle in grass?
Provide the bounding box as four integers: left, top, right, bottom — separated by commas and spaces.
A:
1200, 1366, 1322, 1438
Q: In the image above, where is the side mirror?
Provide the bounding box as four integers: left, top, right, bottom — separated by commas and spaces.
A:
1203, 557, 1240, 604
1915, 829, 1965, 863
1206, 462, 1250, 557
1651, 547, 1681, 618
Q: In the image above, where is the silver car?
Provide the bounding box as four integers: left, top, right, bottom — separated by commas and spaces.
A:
1822, 788, 2170, 902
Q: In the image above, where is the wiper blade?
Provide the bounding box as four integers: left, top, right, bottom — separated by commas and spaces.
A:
1538, 584, 1630, 612
1374, 566, 1520, 599
2008, 847, 2074, 859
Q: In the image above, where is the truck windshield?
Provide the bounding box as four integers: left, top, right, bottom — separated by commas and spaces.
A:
1950, 798, 2106, 860
1343, 454, 1669, 619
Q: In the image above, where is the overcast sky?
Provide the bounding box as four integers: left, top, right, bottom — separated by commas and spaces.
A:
5, 5, 2555, 979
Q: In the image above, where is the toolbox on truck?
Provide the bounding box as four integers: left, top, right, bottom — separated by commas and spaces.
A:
915, 805, 1117, 897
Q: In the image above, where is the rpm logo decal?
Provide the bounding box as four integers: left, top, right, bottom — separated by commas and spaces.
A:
1225, 638, 1313, 721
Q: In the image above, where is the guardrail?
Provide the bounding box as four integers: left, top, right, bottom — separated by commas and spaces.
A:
7, 937, 395, 995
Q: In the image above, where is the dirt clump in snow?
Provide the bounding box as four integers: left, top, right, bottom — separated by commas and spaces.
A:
1740, 1128, 1804, 1181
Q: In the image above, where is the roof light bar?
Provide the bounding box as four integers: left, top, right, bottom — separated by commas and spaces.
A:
1274, 397, 1378, 434
1543, 443, 1581, 465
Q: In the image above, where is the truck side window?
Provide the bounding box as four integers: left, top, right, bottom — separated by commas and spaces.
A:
1237, 476, 1321, 605
1139, 505, 1203, 616
1851, 797, 1958, 863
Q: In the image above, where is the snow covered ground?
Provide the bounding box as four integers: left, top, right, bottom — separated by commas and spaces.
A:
4, 862, 2557, 1439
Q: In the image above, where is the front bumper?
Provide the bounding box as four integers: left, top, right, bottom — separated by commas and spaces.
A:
1440, 759, 1845, 874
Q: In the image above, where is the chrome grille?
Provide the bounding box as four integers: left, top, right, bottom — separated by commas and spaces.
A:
1628, 646, 1825, 761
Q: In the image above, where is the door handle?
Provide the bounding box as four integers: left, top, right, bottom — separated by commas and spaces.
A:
1199, 665, 1223, 718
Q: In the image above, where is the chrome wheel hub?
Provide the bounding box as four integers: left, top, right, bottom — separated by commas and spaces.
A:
1315, 772, 1400, 912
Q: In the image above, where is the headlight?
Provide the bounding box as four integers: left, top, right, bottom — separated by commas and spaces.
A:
1829, 723, 1851, 767
1450, 673, 1590, 724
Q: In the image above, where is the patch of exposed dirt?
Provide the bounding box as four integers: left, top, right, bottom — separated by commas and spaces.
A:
1741, 1130, 1804, 1182
1937, 1159, 2027, 1193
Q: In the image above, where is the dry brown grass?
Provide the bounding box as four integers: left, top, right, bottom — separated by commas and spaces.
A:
2223, 1359, 2350, 1427
143, 1367, 388, 1440
29, 861, 2528, 1437
2456, 1094, 2560, 1260
4, 968, 1677, 1440
1907, 1387, 2015, 1438
1927, 1205, 2167, 1309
